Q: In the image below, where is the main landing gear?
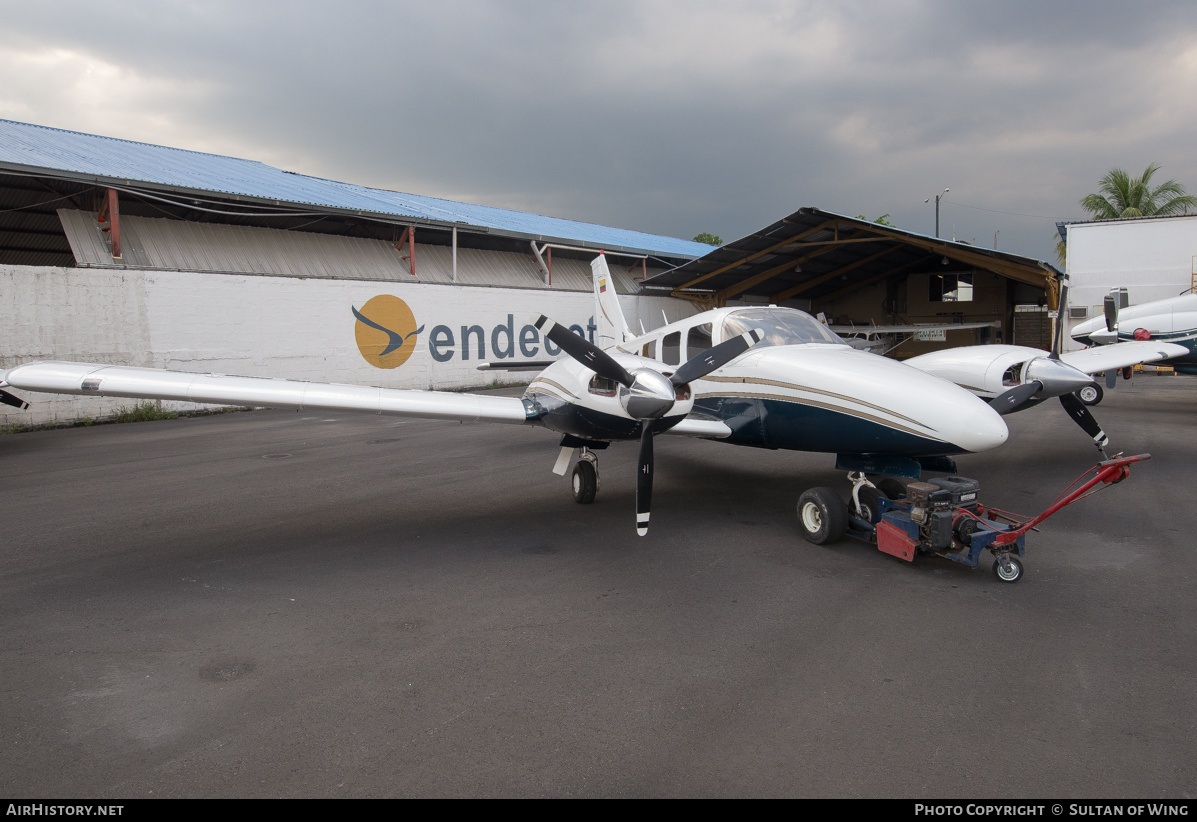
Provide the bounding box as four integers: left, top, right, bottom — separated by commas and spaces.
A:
796, 472, 892, 546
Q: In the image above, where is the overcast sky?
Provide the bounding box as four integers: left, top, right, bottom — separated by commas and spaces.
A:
2, 0, 1195, 261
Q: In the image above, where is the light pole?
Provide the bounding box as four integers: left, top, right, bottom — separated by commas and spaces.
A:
925, 189, 949, 238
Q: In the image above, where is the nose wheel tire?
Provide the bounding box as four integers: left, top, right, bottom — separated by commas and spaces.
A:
1077, 383, 1103, 406
992, 555, 1024, 583
874, 477, 908, 500
572, 461, 597, 504
797, 487, 849, 545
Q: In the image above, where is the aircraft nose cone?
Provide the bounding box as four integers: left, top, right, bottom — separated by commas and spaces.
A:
953, 400, 1009, 453
1024, 357, 1094, 397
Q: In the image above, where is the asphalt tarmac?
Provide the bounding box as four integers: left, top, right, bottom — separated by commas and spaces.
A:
2, 378, 1194, 798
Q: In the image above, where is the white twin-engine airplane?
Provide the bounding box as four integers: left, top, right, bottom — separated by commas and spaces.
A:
1071, 289, 1197, 377
903, 276, 1186, 457
1, 254, 1011, 537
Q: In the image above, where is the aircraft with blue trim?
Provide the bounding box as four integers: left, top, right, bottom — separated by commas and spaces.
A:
1, 254, 1011, 539
1070, 288, 1197, 378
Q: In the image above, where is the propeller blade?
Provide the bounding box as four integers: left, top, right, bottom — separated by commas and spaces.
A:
1105, 369, 1117, 389
989, 382, 1042, 415
1103, 292, 1119, 334
669, 329, 764, 387
535, 315, 634, 387
1059, 391, 1109, 456
636, 426, 653, 536
0, 388, 29, 410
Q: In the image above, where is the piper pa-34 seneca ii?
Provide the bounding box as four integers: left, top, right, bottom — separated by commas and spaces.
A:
1, 254, 1010, 540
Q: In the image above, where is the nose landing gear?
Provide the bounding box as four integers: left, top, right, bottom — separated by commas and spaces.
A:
571, 451, 599, 504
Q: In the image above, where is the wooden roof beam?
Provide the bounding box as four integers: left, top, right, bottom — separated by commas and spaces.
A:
811, 254, 936, 308
671, 219, 840, 291
828, 223, 1056, 290
770, 245, 902, 302
711, 232, 877, 302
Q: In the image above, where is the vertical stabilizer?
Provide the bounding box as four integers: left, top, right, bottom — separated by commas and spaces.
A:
592, 253, 631, 348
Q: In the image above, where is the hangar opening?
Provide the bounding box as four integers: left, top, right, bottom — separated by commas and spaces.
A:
642, 208, 1061, 357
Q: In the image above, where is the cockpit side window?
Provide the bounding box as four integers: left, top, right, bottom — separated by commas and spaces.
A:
662, 331, 682, 365
720, 307, 846, 347
686, 323, 713, 359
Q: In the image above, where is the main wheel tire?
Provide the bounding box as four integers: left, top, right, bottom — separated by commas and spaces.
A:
875, 477, 908, 501
992, 555, 1024, 583
1077, 383, 1103, 406
797, 487, 849, 545
571, 461, 597, 504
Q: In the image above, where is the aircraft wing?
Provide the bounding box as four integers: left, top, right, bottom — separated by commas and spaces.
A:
2, 361, 534, 424
1060, 342, 1188, 376
829, 321, 1000, 336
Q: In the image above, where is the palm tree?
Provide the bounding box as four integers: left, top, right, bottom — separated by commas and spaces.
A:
1080, 163, 1197, 219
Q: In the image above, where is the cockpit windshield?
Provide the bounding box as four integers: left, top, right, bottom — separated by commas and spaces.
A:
720, 307, 846, 347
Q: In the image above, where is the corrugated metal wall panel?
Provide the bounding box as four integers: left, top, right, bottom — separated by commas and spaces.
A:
57, 210, 670, 290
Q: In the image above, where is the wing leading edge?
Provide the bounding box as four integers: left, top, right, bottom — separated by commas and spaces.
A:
3, 361, 534, 424
1060, 341, 1188, 375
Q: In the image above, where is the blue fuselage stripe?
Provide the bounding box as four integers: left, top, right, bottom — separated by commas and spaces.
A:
527, 390, 958, 456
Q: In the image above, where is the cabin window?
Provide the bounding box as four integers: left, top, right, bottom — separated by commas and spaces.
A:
662, 332, 682, 365
641, 339, 657, 359
930, 273, 973, 302
686, 323, 713, 358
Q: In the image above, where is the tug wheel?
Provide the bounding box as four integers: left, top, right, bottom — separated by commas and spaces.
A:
1077, 383, 1103, 406
571, 461, 597, 504
797, 487, 849, 545
992, 555, 1024, 583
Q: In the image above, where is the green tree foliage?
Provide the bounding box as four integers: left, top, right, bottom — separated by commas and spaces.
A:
854, 213, 895, 226
692, 232, 723, 245
1080, 163, 1196, 220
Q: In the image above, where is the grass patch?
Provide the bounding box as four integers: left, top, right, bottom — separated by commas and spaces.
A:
113, 400, 179, 423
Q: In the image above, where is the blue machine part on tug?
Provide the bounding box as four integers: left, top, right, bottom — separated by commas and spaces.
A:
873, 476, 1025, 569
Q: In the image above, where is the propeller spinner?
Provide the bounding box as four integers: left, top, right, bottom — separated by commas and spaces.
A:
535, 315, 762, 535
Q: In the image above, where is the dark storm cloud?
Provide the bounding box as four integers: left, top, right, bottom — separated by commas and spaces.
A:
2, 1, 1195, 260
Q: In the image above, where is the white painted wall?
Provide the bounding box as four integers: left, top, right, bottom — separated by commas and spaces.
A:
1065, 215, 1197, 349
1, 265, 696, 426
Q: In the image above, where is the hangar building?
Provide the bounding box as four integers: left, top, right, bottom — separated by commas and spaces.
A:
0, 119, 710, 425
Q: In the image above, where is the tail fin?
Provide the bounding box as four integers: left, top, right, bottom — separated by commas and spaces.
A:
592, 252, 631, 348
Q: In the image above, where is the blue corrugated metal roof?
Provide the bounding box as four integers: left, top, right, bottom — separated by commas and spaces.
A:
0, 118, 711, 258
